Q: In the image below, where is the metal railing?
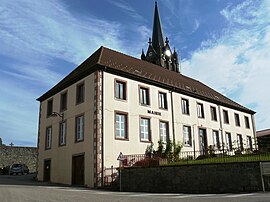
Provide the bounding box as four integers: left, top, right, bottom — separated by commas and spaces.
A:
121, 149, 270, 167
103, 166, 118, 186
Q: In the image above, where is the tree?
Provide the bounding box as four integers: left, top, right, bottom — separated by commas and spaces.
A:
0, 137, 5, 146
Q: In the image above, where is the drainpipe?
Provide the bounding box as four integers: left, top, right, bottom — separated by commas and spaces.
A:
218, 104, 225, 153
170, 90, 176, 148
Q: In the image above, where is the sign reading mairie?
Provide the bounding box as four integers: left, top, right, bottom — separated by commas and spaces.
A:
147, 110, 161, 116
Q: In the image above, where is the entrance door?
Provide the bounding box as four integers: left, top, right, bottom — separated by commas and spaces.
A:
199, 128, 207, 155
44, 160, 51, 182
72, 154, 85, 185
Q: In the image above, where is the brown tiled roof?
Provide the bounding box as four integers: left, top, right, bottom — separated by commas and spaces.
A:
37, 46, 255, 114
256, 129, 270, 137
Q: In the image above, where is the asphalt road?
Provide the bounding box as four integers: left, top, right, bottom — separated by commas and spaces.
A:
1, 174, 270, 202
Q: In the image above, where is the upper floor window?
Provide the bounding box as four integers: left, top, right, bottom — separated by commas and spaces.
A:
47, 99, 53, 117
223, 110, 229, 124
245, 116, 250, 129
60, 92, 67, 112
76, 83, 84, 104
183, 125, 192, 147
225, 132, 232, 151
181, 98, 189, 115
75, 115, 84, 142
115, 80, 126, 100
158, 92, 167, 109
213, 130, 221, 150
237, 134, 244, 151
139, 86, 150, 105
59, 121, 67, 146
140, 117, 151, 142
197, 103, 205, 118
210, 106, 217, 121
159, 121, 168, 143
234, 113, 240, 127
115, 112, 128, 140
45, 126, 52, 150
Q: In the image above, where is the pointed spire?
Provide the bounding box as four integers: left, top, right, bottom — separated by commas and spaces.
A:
141, 49, 146, 60
152, 1, 164, 53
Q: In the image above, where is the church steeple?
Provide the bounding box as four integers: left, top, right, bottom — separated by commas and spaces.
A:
152, 1, 165, 53
141, 1, 180, 73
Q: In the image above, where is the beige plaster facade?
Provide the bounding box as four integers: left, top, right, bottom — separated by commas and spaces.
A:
37, 1, 256, 188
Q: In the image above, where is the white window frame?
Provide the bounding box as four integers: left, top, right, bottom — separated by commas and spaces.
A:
159, 121, 168, 143
46, 126, 52, 149
59, 121, 67, 146
197, 103, 204, 118
213, 130, 221, 150
115, 80, 126, 100
237, 134, 243, 151
116, 113, 127, 139
225, 132, 232, 151
183, 125, 192, 147
181, 98, 189, 115
76, 115, 84, 142
246, 136, 252, 150
140, 118, 150, 141
210, 106, 217, 121
139, 87, 149, 105
158, 92, 167, 109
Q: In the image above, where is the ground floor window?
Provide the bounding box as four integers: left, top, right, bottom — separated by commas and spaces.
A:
140, 117, 151, 142
183, 125, 192, 147
159, 121, 168, 143
225, 132, 232, 151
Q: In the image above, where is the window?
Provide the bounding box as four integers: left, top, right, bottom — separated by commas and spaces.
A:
159, 121, 168, 143
237, 134, 244, 151
234, 113, 240, 127
140, 117, 151, 142
213, 130, 221, 150
59, 121, 67, 146
47, 99, 53, 117
115, 80, 126, 100
76, 83, 84, 104
181, 98, 189, 115
210, 106, 217, 121
223, 110, 229, 124
247, 136, 252, 150
183, 126, 192, 147
75, 115, 84, 142
158, 92, 167, 109
60, 92, 67, 112
115, 112, 128, 140
197, 103, 204, 118
45, 126, 52, 150
225, 132, 232, 151
139, 87, 150, 105
245, 116, 250, 128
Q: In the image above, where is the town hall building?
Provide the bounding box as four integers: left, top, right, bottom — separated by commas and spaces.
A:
37, 2, 256, 187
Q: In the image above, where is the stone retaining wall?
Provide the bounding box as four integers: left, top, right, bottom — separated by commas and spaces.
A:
121, 162, 266, 193
0, 145, 37, 173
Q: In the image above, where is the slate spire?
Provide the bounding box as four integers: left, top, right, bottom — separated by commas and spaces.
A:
152, 1, 165, 53
141, 1, 180, 73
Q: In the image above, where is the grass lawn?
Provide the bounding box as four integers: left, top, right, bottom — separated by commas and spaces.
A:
167, 153, 270, 166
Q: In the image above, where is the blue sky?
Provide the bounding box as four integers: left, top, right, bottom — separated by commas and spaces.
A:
0, 0, 269, 146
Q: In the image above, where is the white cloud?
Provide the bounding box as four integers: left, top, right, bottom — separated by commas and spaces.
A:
108, 0, 144, 21
0, 0, 127, 146
0, 0, 123, 65
183, 0, 270, 130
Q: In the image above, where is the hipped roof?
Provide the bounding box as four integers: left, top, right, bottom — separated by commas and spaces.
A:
37, 46, 255, 115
